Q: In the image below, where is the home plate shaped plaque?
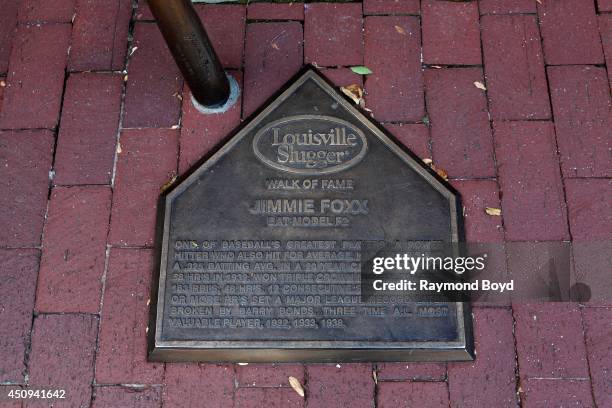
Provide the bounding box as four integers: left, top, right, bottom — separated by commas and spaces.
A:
150, 68, 474, 362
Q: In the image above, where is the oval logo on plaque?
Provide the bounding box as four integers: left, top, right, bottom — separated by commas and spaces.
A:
253, 115, 368, 175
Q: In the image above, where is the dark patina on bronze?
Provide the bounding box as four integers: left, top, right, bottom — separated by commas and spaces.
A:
149, 68, 474, 362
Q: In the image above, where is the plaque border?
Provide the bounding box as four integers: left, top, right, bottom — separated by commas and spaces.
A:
149, 67, 474, 362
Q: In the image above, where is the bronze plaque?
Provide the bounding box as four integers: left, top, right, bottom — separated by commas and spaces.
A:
149, 68, 473, 362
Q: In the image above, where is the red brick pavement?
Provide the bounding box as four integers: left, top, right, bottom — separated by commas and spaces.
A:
0, 1, 610, 407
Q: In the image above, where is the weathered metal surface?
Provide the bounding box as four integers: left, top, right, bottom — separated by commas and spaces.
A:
148, 0, 230, 107
150, 68, 473, 362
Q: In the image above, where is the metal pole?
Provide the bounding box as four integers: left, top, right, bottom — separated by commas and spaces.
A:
148, 0, 230, 108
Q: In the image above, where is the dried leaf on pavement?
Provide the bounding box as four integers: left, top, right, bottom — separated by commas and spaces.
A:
340, 84, 364, 105
422, 158, 448, 180
160, 176, 178, 193
289, 376, 305, 397
395, 25, 406, 35
485, 207, 502, 216
474, 81, 487, 91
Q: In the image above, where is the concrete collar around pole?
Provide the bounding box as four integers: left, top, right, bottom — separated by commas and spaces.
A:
191, 73, 240, 115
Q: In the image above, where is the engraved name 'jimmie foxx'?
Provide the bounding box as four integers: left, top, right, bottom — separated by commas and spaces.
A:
249, 198, 368, 215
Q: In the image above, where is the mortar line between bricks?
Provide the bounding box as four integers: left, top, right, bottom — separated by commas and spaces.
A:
246, 18, 304, 23
579, 297, 600, 406
16, 21, 72, 27
304, 363, 310, 407
48, 68, 71, 193
33, 311, 101, 317
364, 12, 421, 17
476, 4, 522, 405
536, 13, 574, 242
593, 0, 609, 77
519, 11, 585, 405
374, 378, 449, 383
479, 12, 538, 17
109, 244, 156, 249
372, 362, 379, 408
475, 0, 507, 242
509, 306, 524, 407
0, 245, 43, 250
544, 63, 606, 68
109, 0, 123, 70
22, 197, 48, 389
93, 383, 165, 388
0, 127, 59, 132
595, 7, 612, 102
422, 64, 483, 69
90, 3, 139, 405
418, 40, 435, 160
523, 377, 591, 381
66, 69, 126, 74
53, 183, 114, 188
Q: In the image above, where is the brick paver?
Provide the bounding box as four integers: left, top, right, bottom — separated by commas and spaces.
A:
306, 364, 374, 408
92, 386, 162, 408
377, 362, 445, 381
28, 314, 98, 408
247, 2, 304, 21
0, 249, 39, 383
96, 249, 164, 384
522, 379, 594, 407
304, 3, 363, 67
514, 303, 590, 379
448, 308, 518, 407
53, 73, 123, 185
68, 0, 132, 71
364, 16, 424, 122
565, 179, 612, 241
363, 0, 420, 15
425, 68, 495, 179
122, 23, 183, 128
548, 66, 611, 178
538, 0, 604, 65
243, 22, 303, 118
377, 382, 449, 408
163, 364, 234, 408
0, 2, 610, 407
582, 307, 612, 407
0, 0, 18, 73
481, 15, 550, 120
0, 130, 54, 248
235, 388, 303, 408
36, 186, 112, 313
452, 180, 503, 243
196, 5, 246, 70
384, 123, 430, 160
236, 364, 304, 387
109, 129, 178, 247
600, 0, 612, 12
422, 0, 481, 65
479, 0, 537, 15
18, 0, 75, 23
494, 122, 568, 241
0, 24, 71, 129
601, 15, 612, 88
